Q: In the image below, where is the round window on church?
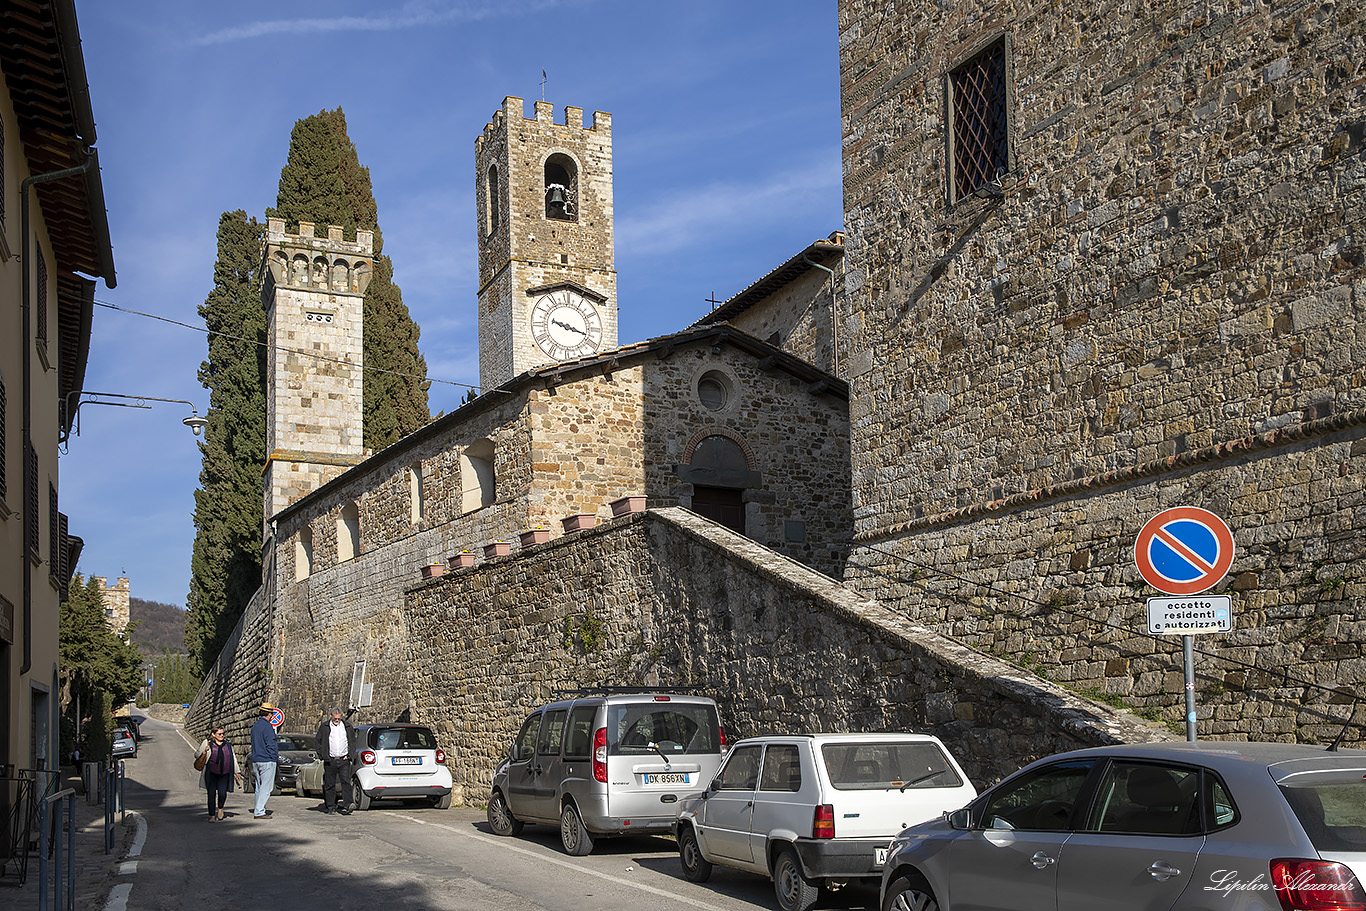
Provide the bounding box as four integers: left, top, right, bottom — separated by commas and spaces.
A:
697, 371, 732, 411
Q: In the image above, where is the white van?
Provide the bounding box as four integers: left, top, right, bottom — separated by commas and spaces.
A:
675, 733, 976, 911
488, 689, 727, 855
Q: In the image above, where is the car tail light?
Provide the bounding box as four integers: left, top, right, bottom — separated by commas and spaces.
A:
360, 750, 376, 765
653, 695, 671, 701
592, 727, 608, 783
1271, 859, 1366, 911
719, 726, 728, 751
436, 749, 445, 764
813, 804, 835, 839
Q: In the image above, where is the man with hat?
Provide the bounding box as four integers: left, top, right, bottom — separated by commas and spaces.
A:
249, 701, 280, 819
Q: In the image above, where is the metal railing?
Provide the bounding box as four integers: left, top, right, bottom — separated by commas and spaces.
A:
0, 768, 61, 885
37, 787, 75, 911
104, 759, 125, 854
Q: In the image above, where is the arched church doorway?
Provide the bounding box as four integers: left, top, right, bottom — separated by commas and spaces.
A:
682, 434, 756, 534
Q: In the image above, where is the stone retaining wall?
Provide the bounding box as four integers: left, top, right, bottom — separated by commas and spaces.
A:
402, 508, 1170, 803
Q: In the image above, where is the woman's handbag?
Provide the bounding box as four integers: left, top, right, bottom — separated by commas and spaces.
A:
194, 749, 208, 772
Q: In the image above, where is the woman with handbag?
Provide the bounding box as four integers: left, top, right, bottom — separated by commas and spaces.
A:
195, 725, 243, 821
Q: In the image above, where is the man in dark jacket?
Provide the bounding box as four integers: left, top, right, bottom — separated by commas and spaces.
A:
316, 708, 357, 814
249, 702, 279, 819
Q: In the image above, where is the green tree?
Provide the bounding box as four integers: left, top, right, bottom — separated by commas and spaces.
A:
147, 651, 199, 705
268, 107, 430, 450
185, 211, 266, 677
60, 576, 145, 724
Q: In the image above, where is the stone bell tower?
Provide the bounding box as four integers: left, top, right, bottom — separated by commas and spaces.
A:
260, 218, 371, 537
474, 96, 617, 389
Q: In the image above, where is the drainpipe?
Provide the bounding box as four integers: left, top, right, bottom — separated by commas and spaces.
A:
802, 253, 840, 379
18, 155, 96, 675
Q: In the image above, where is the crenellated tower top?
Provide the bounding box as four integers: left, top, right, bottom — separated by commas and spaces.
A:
263, 218, 374, 304
474, 96, 617, 389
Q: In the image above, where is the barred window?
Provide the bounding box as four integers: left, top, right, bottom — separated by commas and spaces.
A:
36, 251, 48, 343
49, 481, 58, 578
0, 372, 6, 501
25, 442, 38, 557
947, 37, 1011, 204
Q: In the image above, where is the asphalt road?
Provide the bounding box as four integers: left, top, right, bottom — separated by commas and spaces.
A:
118, 717, 879, 911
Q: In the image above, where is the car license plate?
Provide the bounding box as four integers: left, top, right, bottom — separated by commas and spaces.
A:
875, 847, 889, 866
642, 772, 690, 785
391, 756, 421, 766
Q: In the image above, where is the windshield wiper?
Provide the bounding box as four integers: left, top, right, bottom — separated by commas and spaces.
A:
898, 770, 944, 792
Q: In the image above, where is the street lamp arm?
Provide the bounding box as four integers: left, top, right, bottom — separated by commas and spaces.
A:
60, 390, 206, 448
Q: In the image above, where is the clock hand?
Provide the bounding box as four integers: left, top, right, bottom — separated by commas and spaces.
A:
550, 318, 586, 336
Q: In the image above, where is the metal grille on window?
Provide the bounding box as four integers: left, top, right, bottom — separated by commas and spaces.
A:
0, 374, 6, 500
26, 442, 39, 557
36, 252, 48, 342
49, 482, 59, 580
950, 39, 1009, 201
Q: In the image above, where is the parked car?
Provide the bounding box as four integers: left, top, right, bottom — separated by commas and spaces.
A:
488, 690, 727, 855
351, 723, 453, 810
880, 740, 1366, 911
112, 716, 143, 741
675, 733, 975, 911
111, 728, 137, 759
276, 734, 322, 796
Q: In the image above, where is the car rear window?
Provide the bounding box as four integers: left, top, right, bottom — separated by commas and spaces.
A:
371, 728, 437, 751
607, 702, 720, 755
821, 741, 963, 790
1280, 775, 1366, 852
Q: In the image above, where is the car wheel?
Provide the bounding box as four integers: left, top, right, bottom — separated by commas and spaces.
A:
678, 826, 713, 883
883, 875, 939, 911
487, 790, 523, 836
352, 779, 372, 811
559, 802, 594, 856
430, 793, 452, 810
774, 847, 819, 911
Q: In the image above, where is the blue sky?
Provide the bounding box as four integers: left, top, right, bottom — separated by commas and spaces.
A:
60, 1, 845, 608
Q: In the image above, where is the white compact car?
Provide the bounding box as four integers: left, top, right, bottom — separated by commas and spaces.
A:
351, 723, 453, 809
674, 733, 976, 911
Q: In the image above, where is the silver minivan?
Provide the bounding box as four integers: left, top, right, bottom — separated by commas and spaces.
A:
487, 690, 727, 855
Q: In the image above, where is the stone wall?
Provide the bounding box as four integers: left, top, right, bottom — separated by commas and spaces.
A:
402, 508, 1171, 803
835, 0, 1365, 743
725, 266, 841, 376
185, 577, 273, 748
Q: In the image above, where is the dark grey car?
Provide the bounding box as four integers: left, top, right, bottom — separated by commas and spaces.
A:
881, 741, 1366, 911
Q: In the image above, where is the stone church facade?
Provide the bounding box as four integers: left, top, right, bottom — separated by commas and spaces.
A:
837, 0, 1365, 742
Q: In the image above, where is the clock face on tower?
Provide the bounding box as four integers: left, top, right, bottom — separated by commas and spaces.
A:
530, 288, 603, 360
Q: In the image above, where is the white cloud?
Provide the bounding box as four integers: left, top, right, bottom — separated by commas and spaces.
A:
618, 156, 842, 258
194, 0, 586, 45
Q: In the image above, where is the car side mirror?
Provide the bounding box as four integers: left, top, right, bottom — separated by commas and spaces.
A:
947, 807, 974, 830
707, 778, 721, 793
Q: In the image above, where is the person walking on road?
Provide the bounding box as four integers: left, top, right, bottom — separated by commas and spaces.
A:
315, 708, 357, 815
249, 702, 279, 819
195, 725, 242, 821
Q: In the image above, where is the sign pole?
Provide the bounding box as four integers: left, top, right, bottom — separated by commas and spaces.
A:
1183, 634, 1197, 742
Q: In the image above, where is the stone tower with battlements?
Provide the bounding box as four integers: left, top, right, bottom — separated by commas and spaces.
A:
260, 218, 372, 537
92, 576, 130, 636
475, 96, 617, 390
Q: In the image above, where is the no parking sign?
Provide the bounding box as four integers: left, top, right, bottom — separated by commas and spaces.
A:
269, 708, 284, 728
1134, 506, 1235, 596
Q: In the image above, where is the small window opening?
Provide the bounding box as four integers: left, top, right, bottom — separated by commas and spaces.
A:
460, 438, 496, 513
544, 153, 578, 221
487, 164, 500, 234
409, 463, 424, 523
948, 37, 1010, 203
295, 527, 314, 581
697, 371, 732, 411
338, 502, 360, 562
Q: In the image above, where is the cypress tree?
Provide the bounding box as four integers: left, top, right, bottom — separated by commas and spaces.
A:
269, 107, 429, 451
185, 211, 266, 678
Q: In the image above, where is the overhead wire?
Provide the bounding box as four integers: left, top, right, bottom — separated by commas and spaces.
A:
93, 297, 483, 394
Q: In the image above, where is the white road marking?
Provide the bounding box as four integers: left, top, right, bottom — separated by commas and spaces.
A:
127, 810, 147, 857
117, 861, 138, 875
104, 882, 132, 911
390, 813, 733, 911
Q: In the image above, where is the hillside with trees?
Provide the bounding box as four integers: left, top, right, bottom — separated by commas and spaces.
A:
129, 597, 187, 655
